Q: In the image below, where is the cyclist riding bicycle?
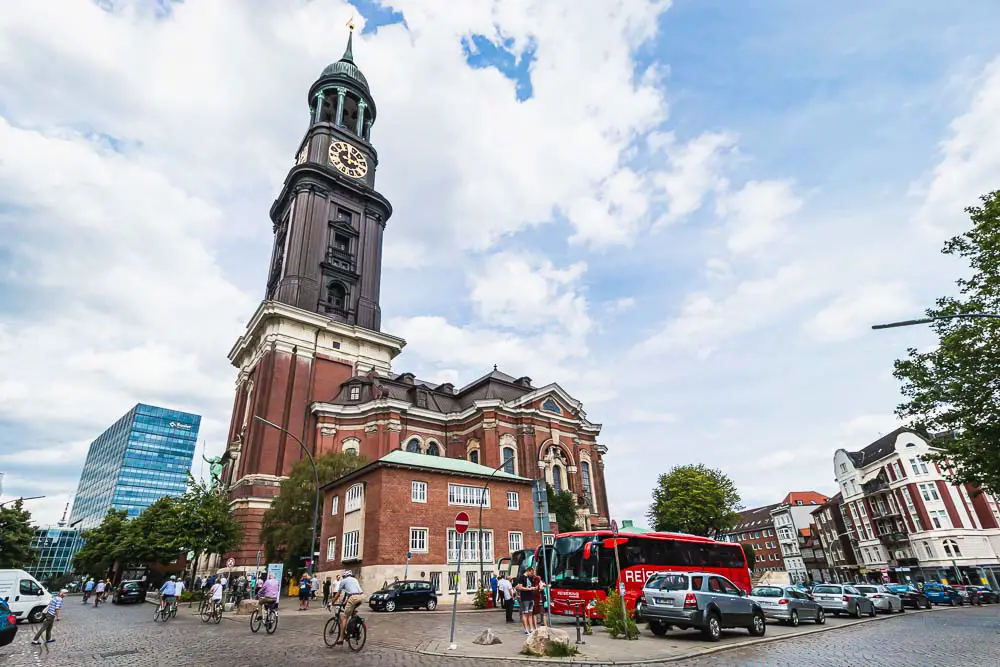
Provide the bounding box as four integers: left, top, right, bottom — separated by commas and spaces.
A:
331, 569, 364, 645
209, 578, 224, 613
159, 575, 178, 613
257, 572, 280, 611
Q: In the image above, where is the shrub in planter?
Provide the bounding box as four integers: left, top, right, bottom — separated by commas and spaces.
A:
594, 590, 638, 640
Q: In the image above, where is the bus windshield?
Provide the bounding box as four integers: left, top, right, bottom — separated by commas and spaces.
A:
550, 536, 616, 589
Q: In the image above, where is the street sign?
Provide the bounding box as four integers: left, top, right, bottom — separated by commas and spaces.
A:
455, 511, 470, 534
532, 479, 550, 532
611, 519, 618, 537
226, 557, 236, 568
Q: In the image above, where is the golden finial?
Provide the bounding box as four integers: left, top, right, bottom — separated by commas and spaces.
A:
346, 16, 356, 32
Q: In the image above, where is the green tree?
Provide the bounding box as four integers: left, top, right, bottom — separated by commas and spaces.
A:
741, 543, 756, 571
647, 464, 742, 536
124, 496, 186, 565
0, 500, 38, 568
73, 509, 131, 578
261, 451, 366, 569
177, 477, 242, 569
894, 190, 1000, 496
547, 485, 579, 533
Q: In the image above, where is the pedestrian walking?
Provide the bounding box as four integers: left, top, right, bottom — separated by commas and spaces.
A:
195, 576, 202, 590
322, 577, 332, 608
298, 573, 311, 611
311, 574, 319, 602
31, 589, 66, 645
93, 579, 105, 607
490, 573, 499, 607
497, 575, 514, 623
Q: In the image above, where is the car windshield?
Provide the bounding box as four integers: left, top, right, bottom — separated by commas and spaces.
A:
750, 586, 783, 598
855, 586, 877, 594
646, 574, 688, 591
813, 585, 841, 594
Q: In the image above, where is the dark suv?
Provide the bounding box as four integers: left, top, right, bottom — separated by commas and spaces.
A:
112, 580, 146, 605
639, 571, 765, 642
368, 580, 438, 612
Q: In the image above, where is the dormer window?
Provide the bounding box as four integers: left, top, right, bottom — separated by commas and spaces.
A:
349, 385, 361, 401
541, 398, 562, 414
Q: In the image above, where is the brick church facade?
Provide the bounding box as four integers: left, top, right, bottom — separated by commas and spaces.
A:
220, 30, 611, 568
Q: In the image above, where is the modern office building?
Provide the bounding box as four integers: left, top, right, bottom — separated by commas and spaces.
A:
27, 526, 85, 582
69, 404, 200, 530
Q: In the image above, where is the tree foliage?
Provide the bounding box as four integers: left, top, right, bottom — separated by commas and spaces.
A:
73, 509, 131, 578
741, 543, 756, 571
0, 500, 38, 568
647, 464, 742, 536
894, 190, 1000, 496
547, 485, 580, 533
261, 451, 366, 568
177, 477, 242, 557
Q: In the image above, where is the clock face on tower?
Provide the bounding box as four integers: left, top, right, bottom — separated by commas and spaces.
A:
328, 141, 369, 179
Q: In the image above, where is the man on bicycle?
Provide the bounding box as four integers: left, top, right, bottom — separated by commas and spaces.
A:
257, 572, 279, 611
332, 570, 364, 645
159, 575, 178, 613
209, 578, 224, 613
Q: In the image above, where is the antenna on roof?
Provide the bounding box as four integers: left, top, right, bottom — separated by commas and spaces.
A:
57, 501, 69, 527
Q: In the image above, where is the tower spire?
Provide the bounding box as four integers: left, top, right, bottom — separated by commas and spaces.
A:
343, 17, 356, 62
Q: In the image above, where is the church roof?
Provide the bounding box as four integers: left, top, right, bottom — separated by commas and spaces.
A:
378, 449, 531, 481
319, 31, 370, 91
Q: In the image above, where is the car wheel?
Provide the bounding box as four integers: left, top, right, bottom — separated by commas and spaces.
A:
701, 613, 722, 642
949, 598, 956, 607
748, 612, 766, 637
924, 599, 932, 610
868, 603, 876, 618
426, 599, 437, 611
854, 603, 863, 619
649, 620, 668, 637
384, 600, 396, 612
789, 610, 799, 627
27, 607, 45, 624
815, 608, 825, 625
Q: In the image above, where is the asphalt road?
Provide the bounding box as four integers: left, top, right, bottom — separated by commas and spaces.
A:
0, 598, 996, 666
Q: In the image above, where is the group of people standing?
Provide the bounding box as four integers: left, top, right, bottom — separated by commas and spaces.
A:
491, 566, 549, 634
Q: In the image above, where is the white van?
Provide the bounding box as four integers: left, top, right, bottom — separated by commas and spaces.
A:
0, 570, 51, 623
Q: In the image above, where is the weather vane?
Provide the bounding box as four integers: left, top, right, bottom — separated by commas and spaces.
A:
346, 15, 356, 32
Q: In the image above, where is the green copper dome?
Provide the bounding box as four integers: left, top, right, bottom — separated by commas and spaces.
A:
320, 31, 369, 91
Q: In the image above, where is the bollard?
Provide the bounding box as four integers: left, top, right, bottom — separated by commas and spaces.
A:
575, 602, 585, 645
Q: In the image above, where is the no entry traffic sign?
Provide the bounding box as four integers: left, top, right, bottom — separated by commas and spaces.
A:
226, 557, 236, 568
454, 511, 470, 534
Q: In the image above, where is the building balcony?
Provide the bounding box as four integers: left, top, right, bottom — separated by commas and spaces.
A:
325, 246, 355, 272
878, 532, 909, 547
862, 478, 890, 494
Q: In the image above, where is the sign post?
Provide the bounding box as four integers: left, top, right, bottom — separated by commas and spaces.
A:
610, 520, 630, 638
404, 551, 412, 581
448, 512, 470, 650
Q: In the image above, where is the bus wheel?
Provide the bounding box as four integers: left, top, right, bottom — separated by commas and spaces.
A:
649, 621, 669, 637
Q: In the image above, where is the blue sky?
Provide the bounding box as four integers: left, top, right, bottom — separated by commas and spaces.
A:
3, 0, 1000, 527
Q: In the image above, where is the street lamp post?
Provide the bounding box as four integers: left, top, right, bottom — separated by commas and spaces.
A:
254, 416, 320, 576
0, 495, 45, 508
872, 313, 1000, 330
477, 460, 512, 598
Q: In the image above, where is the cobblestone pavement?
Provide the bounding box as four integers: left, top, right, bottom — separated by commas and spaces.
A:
0, 599, 995, 666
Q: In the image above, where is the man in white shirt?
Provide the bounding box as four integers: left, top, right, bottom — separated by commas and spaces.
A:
333, 571, 364, 645
220, 575, 228, 590
497, 576, 515, 623
209, 580, 224, 612
174, 578, 185, 599
93, 580, 105, 607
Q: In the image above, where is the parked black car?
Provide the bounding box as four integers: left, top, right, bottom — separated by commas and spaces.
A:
972, 586, 999, 604
368, 580, 437, 612
885, 584, 931, 609
112, 580, 146, 605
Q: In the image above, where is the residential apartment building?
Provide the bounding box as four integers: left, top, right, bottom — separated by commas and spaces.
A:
319, 449, 537, 601
834, 427, 1000, 588
772, 492, 830, 584
811, 493, 859, 583
716, 504, 785, 573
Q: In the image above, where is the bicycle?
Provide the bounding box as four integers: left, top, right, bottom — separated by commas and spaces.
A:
323, 602, 367, 651
250, 599, 278, 634
200, 599, 223, 624
153, 598, 178, 622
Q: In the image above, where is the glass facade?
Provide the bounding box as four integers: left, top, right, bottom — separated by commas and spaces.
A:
69, 404, 200, 530
26, 527, 85, 581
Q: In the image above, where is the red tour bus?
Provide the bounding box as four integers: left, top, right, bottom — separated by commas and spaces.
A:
548, 530, 750, 619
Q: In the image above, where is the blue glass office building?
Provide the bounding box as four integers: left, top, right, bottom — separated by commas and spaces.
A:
27, 527, 86, 581
69, 404, 201, 530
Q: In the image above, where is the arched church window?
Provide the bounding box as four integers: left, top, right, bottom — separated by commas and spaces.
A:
328, 282, 347, 310
552, 464, 563, 493
502, 447, 516, 475
469, 450, 479, 464
343, 95, 360, 134
581, 461, 593, 509
426, 442, 440, 456
406, 438, 421, 453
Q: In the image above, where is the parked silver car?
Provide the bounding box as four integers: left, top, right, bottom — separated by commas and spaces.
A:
640, 571, 766, 642
748, 585, 826, 626
811, 583, 876, 618
854, 584, 904, 613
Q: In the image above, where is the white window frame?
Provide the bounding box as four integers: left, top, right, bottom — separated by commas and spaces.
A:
342, 529, 360, 561
349, 385, 361, 400
448, 483, 489, 508
506, 491, 519, 510
447, 529, 493, 563
412, 481, 428, 503
345, 483, 363, 513
327, 537, 337, 561
410, 527, 429, 553
508, 531, 523, 554
330, 495, 339, 515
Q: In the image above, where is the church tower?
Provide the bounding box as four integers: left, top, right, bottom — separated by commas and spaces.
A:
222, 29, 405, 566
267, 30, 390, 330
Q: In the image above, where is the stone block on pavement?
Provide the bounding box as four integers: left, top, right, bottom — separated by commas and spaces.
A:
236, 599, 259, 615
523, 626, 570, 656
472, 628, 502, 645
